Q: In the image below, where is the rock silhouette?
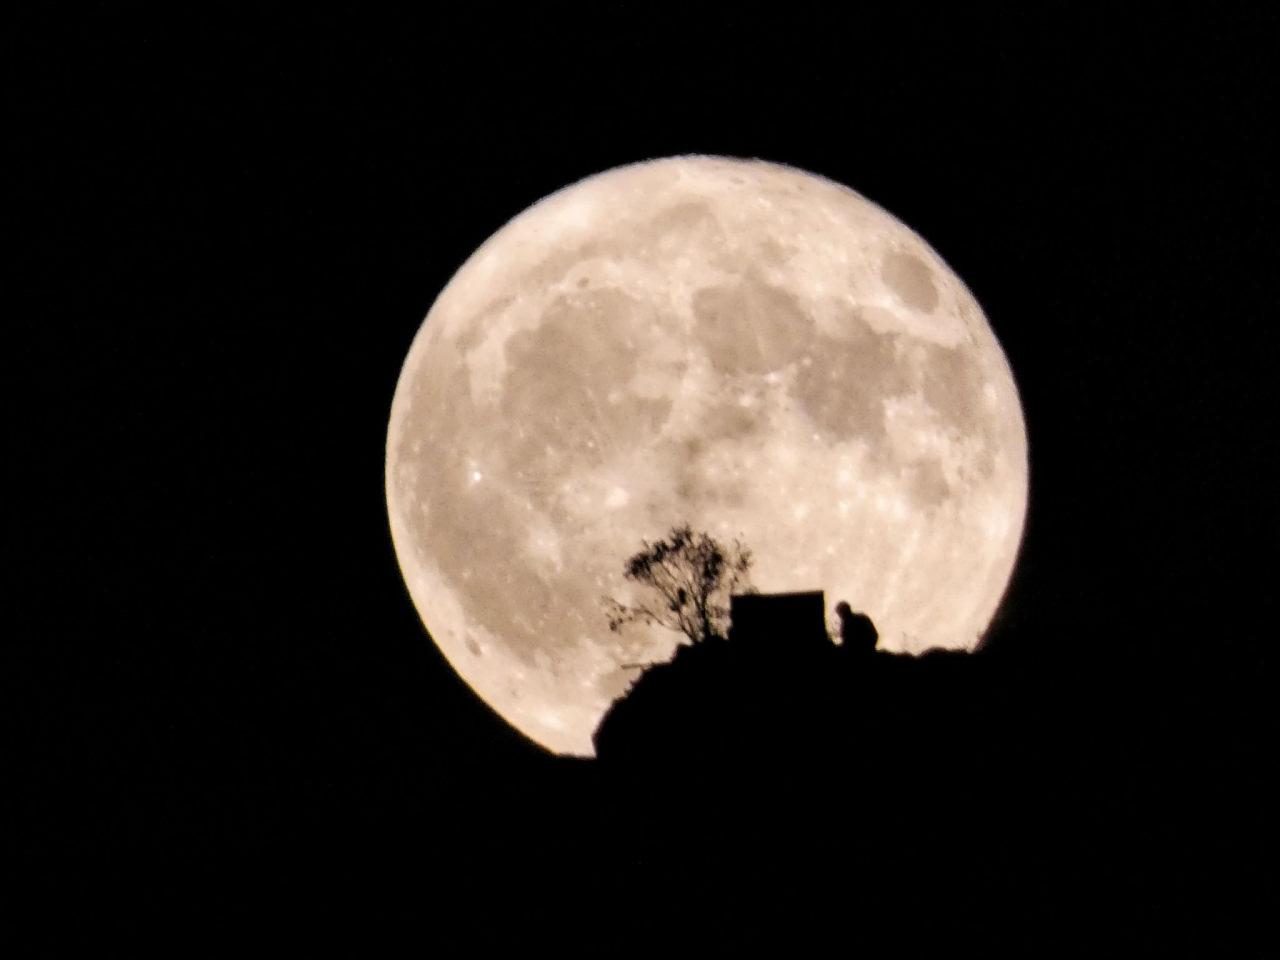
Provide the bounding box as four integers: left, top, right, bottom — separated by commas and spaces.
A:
584, 591, 1269, 952
591, 594, 1015, 948
596, 592, 938, 770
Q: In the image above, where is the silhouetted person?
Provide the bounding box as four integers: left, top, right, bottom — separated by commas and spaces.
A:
835, 601, 878, 655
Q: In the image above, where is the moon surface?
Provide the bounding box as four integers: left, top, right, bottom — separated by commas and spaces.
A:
386, 156, 1028, 756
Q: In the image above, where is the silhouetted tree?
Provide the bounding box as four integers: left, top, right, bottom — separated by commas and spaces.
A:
602, 524, 754, 646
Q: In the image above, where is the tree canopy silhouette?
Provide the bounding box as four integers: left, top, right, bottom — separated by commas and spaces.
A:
602, 524, 754, 646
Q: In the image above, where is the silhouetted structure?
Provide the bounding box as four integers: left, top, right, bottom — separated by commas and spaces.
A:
835, 600, 878, 654
728, 591, 831, 654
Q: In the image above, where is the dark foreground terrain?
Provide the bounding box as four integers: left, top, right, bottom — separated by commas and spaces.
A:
589, 629, 1270, 952
18, 613, 1269, 953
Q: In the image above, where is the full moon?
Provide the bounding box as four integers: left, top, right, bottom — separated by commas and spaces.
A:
386, 156, 1028, 755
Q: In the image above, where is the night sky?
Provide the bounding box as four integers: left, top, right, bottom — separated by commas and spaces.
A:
13, 7, 1274, 951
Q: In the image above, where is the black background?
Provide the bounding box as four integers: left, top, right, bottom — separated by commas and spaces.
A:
12, 6, 1275, 952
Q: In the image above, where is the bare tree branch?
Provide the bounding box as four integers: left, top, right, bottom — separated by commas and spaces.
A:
601, 524, 755, 647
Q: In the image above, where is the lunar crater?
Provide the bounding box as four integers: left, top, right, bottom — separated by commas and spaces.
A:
882, 250, 940, 313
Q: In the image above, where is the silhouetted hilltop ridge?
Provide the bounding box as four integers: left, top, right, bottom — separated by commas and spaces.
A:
594, 624, 988, 777
589, 616, 1023, 949
586, 608, 1268, 953
595, 591, 983, 765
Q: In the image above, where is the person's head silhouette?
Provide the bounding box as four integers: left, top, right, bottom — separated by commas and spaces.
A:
835, 601, 878, 655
